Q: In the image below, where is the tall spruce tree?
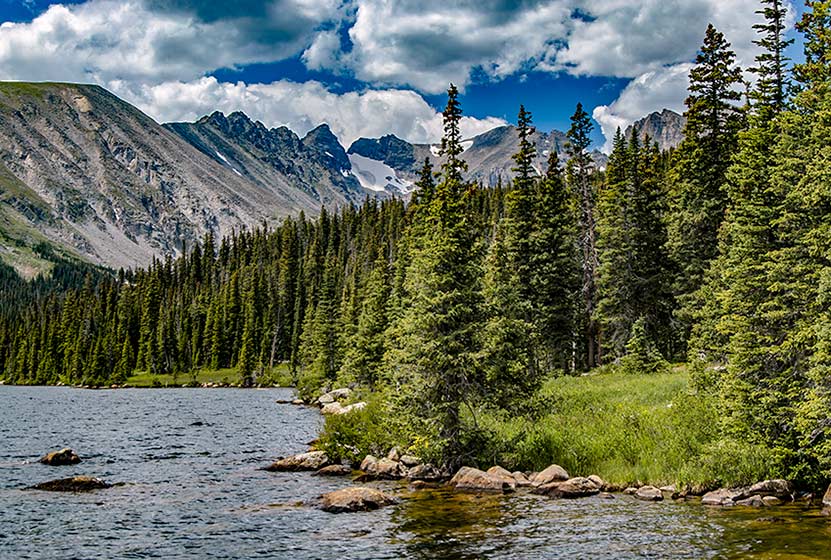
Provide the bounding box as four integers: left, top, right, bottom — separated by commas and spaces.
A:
667, 24, 745, 347
388, 84, 482, 468
566, 103, 600, 369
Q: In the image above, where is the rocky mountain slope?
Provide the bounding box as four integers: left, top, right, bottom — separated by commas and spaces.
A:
625, 109, 686, 151
347, 125, 608, 189
0, 81, 668, 275
0, 82, 330, 272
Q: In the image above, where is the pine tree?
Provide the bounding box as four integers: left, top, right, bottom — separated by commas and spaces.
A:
749, 0, 794, 121
389, 84, 483, 468
566, 102, 600, 369
667, 24, 745, 346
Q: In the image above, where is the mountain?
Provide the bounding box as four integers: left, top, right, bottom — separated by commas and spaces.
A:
0, 82, 339, 273
347, 125, 608, 188
166, 113, 370, 207
625, 109, 686, 151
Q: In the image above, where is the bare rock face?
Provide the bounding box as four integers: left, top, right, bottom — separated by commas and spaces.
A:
531, 464, 570, 487
320, 487, 397, 513
312, 465, 352, 477
534, 477, 601, 499
265, 451, 330, 472
29, 476, 110, 492
450, 467, 515, 493
634, 486, 664, 502
39, 448, 81, 466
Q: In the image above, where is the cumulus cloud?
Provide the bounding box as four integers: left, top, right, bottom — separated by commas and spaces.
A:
592, 63, 692, 152
112, 77, 506, 146
0, 0, 336, 84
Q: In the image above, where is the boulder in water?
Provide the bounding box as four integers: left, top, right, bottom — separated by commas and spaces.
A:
359, 455, 407, 479
407, 463, 443, 482
265, 451, 330, 471
701, 488, 744, 506
737, 480, 793, 501
313, 464, 352, 477
450, 466, 515, 493
29, 476, 110, 492
530, 464, 570, 487
534, 477, 601, 499
39, 448, 81, 466
634, 486, 664, 502
320, 487, 397, 513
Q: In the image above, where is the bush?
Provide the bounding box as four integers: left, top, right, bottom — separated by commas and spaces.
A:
317, 397, 397, 464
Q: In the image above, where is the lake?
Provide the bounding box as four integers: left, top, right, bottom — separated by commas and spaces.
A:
0, 386, 828, 559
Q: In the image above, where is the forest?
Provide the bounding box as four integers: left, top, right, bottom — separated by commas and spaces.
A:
1, 0, 830, 489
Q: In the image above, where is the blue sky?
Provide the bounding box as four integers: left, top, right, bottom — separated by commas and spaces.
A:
0, 0, 806, 150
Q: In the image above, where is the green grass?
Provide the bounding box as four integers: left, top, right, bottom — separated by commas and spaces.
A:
477, 365, 780, 489
124, 363, 293, 388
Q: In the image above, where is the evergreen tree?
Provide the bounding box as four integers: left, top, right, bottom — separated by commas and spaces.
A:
667, 24, 745, 346
749, 0, 794, 121
566, 102, 600, 369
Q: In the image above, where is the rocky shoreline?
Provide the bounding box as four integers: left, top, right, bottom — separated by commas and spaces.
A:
269, 387, 831, 515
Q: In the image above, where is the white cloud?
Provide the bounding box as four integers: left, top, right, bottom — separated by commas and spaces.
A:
112, 77, 506, 146
0, 0, 335, 85
592, 63, 691, 152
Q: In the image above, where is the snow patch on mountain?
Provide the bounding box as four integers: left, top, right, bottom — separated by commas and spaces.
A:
429, 139, 474, 158
348, 153, 413, 193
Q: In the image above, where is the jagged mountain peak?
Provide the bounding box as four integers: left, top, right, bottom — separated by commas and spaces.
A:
625, 109, 685, 151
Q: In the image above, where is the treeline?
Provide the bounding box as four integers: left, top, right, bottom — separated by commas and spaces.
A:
2, 0, 831, 481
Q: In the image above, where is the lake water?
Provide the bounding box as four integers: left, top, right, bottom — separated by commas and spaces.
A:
0, 386, 829, 559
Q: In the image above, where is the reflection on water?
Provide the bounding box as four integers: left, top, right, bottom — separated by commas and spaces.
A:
0, 386, 828, 559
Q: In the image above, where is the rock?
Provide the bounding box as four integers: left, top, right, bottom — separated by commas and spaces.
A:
531, 464, 570, 487
360, 455, 379, 472
486, 466, 517, 485
387, 447, 401, 462
359, 455, 407, 479
450, 466, 515, 493
317, 388, 352, 406
534, 477, 601, 499
320, 487, 396, 513
599, 492, 616, 499
321, 402, 344, 415
29, 476, 110, 492
701, 488, 743, 507
587, 475, 605, 490
39, 448, 81, 466
736, 495, 766, 507
660, 484, 677, 493
823, 484, 831, 508
265, 451, 330, 472
338, 402, 366, 415
313, 465, 352, 477
400, 455, 421, 468
291, 399, 305, 405
762, 496, 782, 506
407, 464, 443, 482
623, 487, 638, 495
634, 486, 664, 502
512, 471, 532, 487
738, 480, 793, 501
409, 480, 438, 490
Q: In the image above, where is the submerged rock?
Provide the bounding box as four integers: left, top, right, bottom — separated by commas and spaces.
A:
265, 451, 330, 472
313, 465, 352, 477
39, 448, 81, 466
531, 464, 570, 487
634, 486, 664, 502
320, 487, 396, 513
29, 476, 110, 492
450, 467, 515, 493
534, 477, 600, 499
